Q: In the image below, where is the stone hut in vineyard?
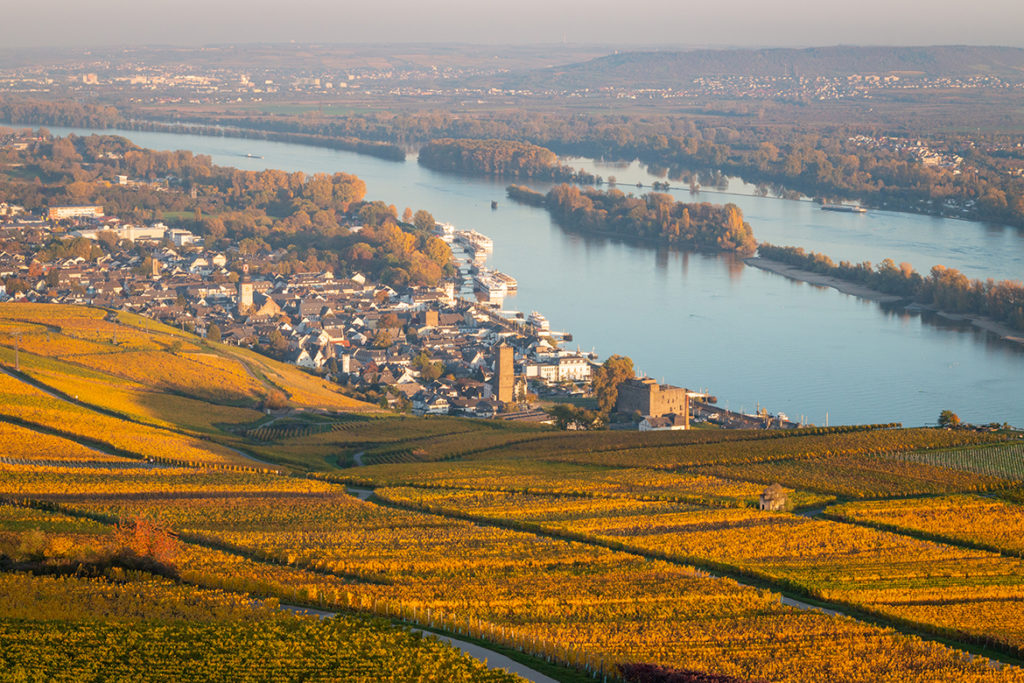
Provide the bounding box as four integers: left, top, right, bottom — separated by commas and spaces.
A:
759, 483, 787, 512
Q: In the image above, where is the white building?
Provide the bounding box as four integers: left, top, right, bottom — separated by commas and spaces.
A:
524, 355, 592, 384
639, 413, 689, 431
167, 228, 199, 247
48, 205, 104, 221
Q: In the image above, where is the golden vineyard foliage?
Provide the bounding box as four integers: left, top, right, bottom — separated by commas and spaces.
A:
538, 428, 1009, 469
0, 371, 248, 466
0, 421, 126, 464
226, 344, 375, 411
362, 429, 550, 464
828, 495, 1024, 555
24, 367, 263, 433
69, 350, 268, 404
0, 303, 375, 414
696, 453, 1009, 498
2, 302, 1024, 681
0, 572, 518, 682
0, 572, 272, 622
340, 459, 833, 508
48, 483, 1020, 683
378, 486, 1024, 660
0, 468, 335, 497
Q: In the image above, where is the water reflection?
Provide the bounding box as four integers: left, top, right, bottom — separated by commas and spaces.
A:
725, 254, 745, 282
655, 248, 669, 271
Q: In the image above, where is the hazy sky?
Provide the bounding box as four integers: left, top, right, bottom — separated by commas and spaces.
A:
6, 0, 1024, 49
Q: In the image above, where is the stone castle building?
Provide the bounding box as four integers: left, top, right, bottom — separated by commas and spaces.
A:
615, 377, 689, 420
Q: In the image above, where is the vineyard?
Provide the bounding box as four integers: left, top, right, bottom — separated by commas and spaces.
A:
0, 304, 374, 417
3, 303, 1024, 679
0, 572, 517, 682
335, 459, 833, 509
827, 495, 1024, 557
21, 483, 1020, 683
694, 453, 1010, 498
376, 485, 1024, 660
890, 442, 1024, 480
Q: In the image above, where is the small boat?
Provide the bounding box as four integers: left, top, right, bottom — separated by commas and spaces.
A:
821, 204, 866, 213
491, 200, 498, 210
244, 153, 263, 159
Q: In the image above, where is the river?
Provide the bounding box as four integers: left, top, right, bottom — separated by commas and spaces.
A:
24, 125, 1024, 427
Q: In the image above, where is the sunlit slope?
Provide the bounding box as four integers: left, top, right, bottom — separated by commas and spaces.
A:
0, 303, 376, 467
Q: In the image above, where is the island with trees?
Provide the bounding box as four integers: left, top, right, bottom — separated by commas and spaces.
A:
509, 183, 757, 255
417, 138, 598, 183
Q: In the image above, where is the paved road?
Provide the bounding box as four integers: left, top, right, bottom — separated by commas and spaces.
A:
780, 595, 842, 617
281, 604, 557, 683
346, 486, 374, 501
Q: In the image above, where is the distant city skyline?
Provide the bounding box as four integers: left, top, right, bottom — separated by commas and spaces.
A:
6, 0, 1024, 50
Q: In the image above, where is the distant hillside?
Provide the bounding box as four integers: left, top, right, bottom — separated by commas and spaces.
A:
495, 45, 1024, 90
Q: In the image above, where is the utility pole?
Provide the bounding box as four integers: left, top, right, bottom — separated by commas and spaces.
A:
13, 330, 21, 372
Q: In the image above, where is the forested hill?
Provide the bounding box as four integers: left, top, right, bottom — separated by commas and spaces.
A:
495, 45, 1024, 90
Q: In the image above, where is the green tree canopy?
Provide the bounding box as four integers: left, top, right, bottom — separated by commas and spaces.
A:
591, 354, 635, 415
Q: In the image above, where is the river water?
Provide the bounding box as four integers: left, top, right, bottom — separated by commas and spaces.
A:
29, 125, 1024, 427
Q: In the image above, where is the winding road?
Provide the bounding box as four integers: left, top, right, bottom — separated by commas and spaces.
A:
281, 604, 557, 683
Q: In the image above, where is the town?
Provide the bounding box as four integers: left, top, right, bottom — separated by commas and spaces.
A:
1, 192, 798, 431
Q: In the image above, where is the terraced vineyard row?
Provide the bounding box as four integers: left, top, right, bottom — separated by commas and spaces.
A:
891, 441, 1024, 480
525, 428, 1008, 469
694, 453, 1011, 498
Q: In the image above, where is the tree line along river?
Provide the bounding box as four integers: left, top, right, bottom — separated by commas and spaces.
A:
29, 125, 1024, 427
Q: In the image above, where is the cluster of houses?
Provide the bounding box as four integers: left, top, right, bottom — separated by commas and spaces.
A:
1, 201, 806, 430
0, 204, 603, 422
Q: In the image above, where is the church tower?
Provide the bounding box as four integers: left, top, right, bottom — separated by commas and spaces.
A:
237, 264, 254, 315
493, 344, 514, 405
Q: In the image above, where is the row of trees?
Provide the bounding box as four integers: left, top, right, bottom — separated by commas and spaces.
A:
758, 243, 1024, 330
100, 104, 1024, 228
514, 184, 757, 255
417, 138, 598, 183
8, 98, 1024, 226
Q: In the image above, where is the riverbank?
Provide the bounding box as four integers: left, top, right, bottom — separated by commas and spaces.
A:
932, 310, 1024, 348
748, 257, 1024, 348
745, 257, 904, 303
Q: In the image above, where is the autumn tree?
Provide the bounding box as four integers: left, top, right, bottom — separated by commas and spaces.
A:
592, 354, 635, 415
412, 351, 444, 382
413, 209, 436, 233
